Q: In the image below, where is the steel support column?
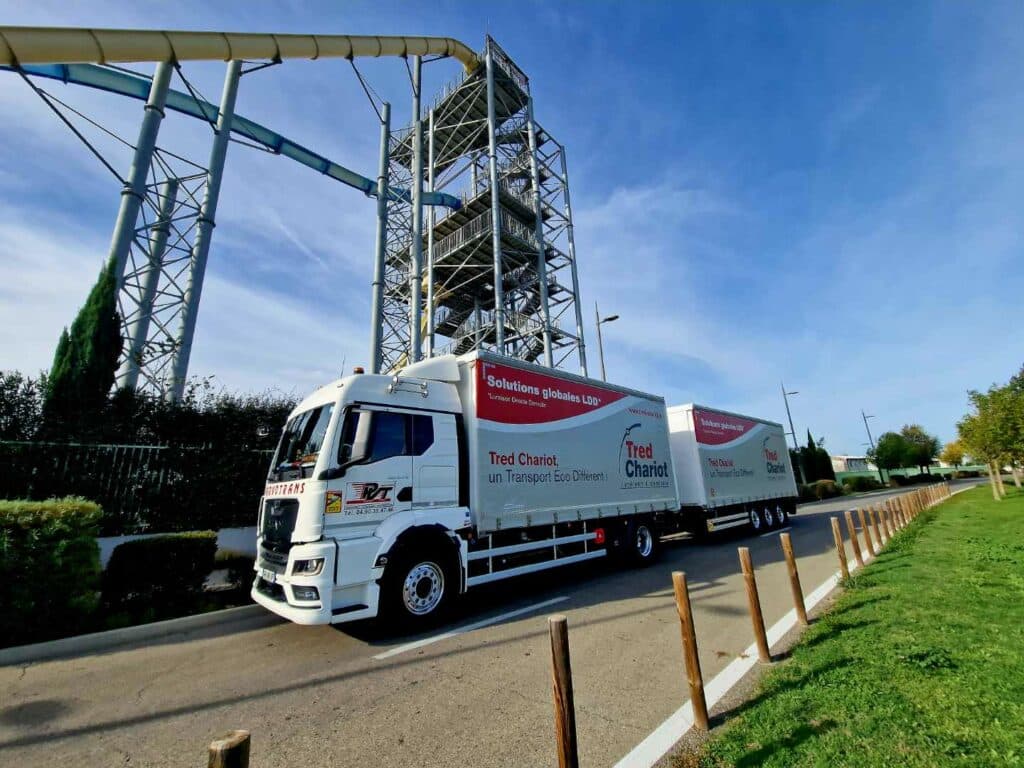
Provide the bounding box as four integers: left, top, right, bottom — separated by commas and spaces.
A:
526, 96, 553, 367
116, 178, 179, 390
369, 102, 391, 374
484, 44, 506, 354
166, 59, 241, 401
560, 147, 587, 376
425, 107, 436, 358
408, 55, 424, 365
108, 61, 173, 288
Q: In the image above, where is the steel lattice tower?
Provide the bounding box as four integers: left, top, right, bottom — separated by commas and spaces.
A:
374, 37, 588, 375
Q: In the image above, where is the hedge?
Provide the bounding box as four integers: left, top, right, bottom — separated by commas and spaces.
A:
102, 531, 217, 624
841, 475, 884, 493
0, 497, 103, 648
799, 479, 844, 502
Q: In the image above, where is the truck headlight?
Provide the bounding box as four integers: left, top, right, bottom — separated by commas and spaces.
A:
292, 558, 325, 576
292, 586, 320, 601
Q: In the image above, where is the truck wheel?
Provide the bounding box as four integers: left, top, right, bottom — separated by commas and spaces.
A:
763, 506, 776, 529
776, 504, 789, 526
748, 507, 764, 532
623, 518, 660, 566
380, 548, 455, 630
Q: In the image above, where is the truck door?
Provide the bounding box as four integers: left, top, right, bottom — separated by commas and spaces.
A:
327, 408, 414, 524
411, 412, 459, 509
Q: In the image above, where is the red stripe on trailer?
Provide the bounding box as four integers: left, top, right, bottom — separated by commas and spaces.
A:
693, 407, 758, 446
476, 359, 626, 425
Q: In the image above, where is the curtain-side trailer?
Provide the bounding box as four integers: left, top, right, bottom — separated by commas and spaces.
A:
666, 404, 799, 535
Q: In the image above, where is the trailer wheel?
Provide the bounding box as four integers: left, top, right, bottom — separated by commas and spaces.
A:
380, 547, 456, 630
776, 504, 789, 526
623, 518, 660, 566
748, 507, 764, 532
763, 506, 776, 528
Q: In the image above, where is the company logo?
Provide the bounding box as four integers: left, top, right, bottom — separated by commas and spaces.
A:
618, 423, 670, 487
347, 482, 394, 505
763, 437, 787, 475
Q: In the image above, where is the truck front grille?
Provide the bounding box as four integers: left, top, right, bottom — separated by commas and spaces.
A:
261, 499, 299, 550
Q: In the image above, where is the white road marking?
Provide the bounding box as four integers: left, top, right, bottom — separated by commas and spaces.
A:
614, 488, 965, 768
372, 596, 569, 661
759, 526, 790, 538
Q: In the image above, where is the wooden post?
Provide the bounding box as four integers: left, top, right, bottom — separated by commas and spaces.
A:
869, 506, 883, 550
881, 504, 893, 539
779, 533, 808, 625
672, 571, 709, 730
830, 517, 850, 580
208, 731, 250, 768
844, 510, 864, 567
548, 615, 579, 768
858, 508, 875, 557
738, 548, 771, 662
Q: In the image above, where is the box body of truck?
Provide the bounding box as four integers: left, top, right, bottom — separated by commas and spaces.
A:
667, 403, 798, 533
458, 353, 679, 533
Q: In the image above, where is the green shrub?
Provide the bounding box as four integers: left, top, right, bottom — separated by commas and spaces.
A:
213, 549, 255, 587
889, 474, 911, 487
102, 531, 217, 623
800, 480, 842, 501
0, 497, 103, 648
841, 475, 884, 493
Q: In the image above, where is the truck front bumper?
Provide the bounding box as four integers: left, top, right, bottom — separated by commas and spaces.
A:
251, 538, 382, 625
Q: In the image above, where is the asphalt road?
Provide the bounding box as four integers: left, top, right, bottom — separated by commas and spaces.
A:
0, 486, 964, 768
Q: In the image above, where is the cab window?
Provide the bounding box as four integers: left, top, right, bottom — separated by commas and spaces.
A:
368, 411, 407, 462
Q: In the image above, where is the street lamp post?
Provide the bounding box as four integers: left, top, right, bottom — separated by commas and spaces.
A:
862, 409, 884, 484
594, 302, 619, 382
781, 382, 803, 484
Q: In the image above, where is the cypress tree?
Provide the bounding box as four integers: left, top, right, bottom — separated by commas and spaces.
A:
42, 257, 123, 436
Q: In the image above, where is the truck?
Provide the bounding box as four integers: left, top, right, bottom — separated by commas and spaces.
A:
251, 351, 798, 627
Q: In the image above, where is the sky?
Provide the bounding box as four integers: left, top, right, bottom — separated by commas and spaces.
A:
1, 1, 1022, 454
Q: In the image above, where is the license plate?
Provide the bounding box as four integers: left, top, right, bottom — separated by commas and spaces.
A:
259, 567, 277, 584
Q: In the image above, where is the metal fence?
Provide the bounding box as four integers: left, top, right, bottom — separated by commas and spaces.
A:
0, 441, 272, 536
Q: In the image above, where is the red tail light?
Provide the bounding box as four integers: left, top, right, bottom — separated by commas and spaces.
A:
594, 527, 606, 545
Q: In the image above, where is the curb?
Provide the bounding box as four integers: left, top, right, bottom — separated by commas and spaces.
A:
0, 603, 282, 667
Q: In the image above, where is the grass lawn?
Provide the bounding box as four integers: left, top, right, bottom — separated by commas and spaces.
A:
677, 486, 1024, 767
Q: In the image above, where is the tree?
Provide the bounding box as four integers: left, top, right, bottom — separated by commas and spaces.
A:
899, 424, 940, 473
0, 371, 46, 441
799, 430, 836, 483
939, 440, 964, 468
869, 431, 911, 476
41, 258, 123, 437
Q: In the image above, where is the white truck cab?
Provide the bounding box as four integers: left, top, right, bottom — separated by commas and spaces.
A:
252, 357, 469, 625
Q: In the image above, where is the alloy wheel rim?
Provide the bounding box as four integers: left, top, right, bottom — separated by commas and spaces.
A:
402, 562, 444, 615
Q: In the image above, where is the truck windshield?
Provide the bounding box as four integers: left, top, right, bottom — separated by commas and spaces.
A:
269, 404, 335, 481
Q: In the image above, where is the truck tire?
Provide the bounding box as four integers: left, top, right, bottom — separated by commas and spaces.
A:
776, 504, 789, 527
748, 507, 764, 532
763, 506, 777, 529
623, 518, 660, 566
380, 546, 456, 630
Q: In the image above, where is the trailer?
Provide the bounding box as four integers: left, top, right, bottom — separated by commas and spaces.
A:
667, 404, 799, 535
252, 351, 678, 627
